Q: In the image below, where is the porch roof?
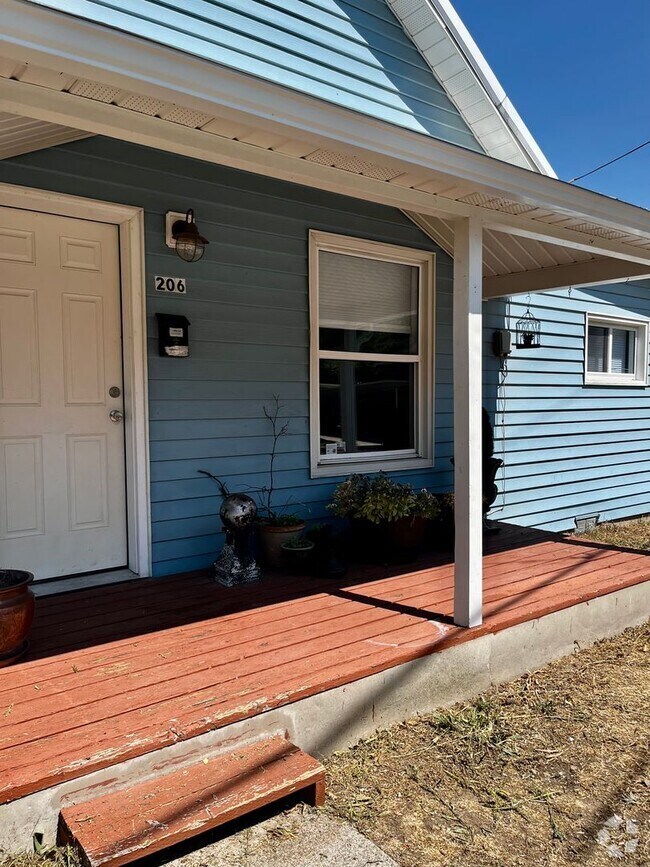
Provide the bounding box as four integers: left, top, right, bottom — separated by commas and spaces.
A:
0, 0, 649, 296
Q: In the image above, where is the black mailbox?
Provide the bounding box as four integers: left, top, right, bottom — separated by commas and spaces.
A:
156, 313, 190, 357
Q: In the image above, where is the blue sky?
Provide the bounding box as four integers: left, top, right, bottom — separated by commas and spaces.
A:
452, 0, 650, 208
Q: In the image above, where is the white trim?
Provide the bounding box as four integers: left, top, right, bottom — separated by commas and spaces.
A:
0, 181, 152, 577
2, 78, 649, 275
453, 217, 483, 628
387, 0, 555, 175
426, 0, 555, 176
584, 312, 649, 388
5, 0, 553, 176
309, 231, 435, 478
0, 2, 648, 242
483, 259, 650, 298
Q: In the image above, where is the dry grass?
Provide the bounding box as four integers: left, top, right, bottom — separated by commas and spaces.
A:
580, 517, 650, 551
326, 622, 649, 867
0, 848, 79, 867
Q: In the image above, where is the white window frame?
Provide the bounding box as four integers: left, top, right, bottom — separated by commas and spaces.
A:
309, 230, 435, 478
584, 312, 649, 387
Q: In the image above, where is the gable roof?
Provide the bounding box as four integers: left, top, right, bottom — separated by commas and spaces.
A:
21, 0, 482, 151
388, 0, 555, 175
18, 0, 551, 174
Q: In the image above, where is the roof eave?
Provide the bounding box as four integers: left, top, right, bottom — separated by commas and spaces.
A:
390, 0, 556, 176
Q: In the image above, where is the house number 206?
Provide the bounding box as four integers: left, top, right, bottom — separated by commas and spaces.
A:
155, 276, 187, 294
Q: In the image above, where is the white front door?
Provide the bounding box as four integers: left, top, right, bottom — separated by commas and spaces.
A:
0, 206, 127, 580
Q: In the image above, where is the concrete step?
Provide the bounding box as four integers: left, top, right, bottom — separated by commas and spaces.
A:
57, 736, 325, 867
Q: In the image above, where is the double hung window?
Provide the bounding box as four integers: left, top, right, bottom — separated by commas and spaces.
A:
309, 232, 434, 476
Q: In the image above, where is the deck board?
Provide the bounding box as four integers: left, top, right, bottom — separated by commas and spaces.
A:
0, 525, 648, 804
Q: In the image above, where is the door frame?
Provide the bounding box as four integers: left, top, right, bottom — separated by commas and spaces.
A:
0, 182, 151, 577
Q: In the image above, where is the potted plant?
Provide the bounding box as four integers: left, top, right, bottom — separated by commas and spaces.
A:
306, 522, 347, 579
257, 396, 305, 567
329, 472, 439, 558
328, 473, 381, 556
280, 536, 315, 573
388, 488, 441, 550
0, 569, 35, 666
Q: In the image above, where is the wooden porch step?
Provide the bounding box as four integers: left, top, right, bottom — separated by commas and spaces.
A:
57, 736, 326, 867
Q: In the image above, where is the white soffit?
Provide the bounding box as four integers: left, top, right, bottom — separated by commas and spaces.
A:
407, 211, 598, 276
0, 110, 88, 158
387, 0, 556, 176
0, 56, 649, 296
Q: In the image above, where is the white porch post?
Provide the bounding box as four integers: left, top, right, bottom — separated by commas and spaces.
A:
453, 217, 484, 627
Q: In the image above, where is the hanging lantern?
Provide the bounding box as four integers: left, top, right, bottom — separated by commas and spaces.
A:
515, 308, 541, 349
171, 209, 209, 263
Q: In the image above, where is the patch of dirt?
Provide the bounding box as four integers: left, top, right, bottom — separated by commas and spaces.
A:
326, 622, 649, 867
580, 517, 650, 551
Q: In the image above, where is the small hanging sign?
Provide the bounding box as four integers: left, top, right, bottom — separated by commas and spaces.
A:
155, 275, 187, 295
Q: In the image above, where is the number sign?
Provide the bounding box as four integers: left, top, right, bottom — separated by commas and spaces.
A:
155, 276, 187, 294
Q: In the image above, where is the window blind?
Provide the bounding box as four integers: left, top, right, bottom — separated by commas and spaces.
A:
611, 328, 634, 374
587, 326, 607, 373
319, 251, 417, 334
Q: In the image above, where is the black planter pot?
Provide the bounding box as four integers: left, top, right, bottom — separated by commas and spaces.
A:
280, 540, 315, 574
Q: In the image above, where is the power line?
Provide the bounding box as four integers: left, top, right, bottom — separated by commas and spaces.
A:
569, 138, 650, 183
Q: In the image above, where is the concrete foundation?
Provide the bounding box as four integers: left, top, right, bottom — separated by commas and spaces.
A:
2, 580, 648, 851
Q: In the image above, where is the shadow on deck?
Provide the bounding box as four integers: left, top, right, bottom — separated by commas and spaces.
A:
0, 522, 647, 807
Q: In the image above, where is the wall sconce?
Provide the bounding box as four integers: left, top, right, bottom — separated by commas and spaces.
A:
165, 209, 209, 262
515, 308, 541, 349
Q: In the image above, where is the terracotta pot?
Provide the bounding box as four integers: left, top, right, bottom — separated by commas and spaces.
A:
258, 523, 305, 568
0, 570, 35, 667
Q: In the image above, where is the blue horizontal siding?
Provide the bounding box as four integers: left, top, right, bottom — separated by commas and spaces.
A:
31, 0, 481, 150
486, 284, 650, 532
0, 136, 453, 575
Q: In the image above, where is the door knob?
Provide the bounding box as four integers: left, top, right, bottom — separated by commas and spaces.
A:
109, 409, 124, 423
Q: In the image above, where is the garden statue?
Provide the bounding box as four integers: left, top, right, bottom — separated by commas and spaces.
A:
198, 471, 261, 587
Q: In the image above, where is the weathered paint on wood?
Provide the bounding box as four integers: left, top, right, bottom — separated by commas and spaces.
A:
58, 736, 325, 867
0, 526, 647, 804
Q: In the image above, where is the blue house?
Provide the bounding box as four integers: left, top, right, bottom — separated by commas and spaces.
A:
0, 0, 649, 631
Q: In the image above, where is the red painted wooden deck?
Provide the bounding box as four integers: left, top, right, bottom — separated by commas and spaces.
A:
1, 525, 648, 805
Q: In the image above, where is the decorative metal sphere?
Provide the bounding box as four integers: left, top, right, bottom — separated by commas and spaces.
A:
220, 493, 257, 531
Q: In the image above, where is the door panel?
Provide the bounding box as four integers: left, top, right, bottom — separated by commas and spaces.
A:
0, 206, 127, 579
0, 288, 40, 404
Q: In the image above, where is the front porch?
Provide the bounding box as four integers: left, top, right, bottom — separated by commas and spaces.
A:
1, 524, 648, 847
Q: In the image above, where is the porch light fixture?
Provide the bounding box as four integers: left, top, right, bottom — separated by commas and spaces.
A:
515, 307, 541, 349
170, 209, 209, 262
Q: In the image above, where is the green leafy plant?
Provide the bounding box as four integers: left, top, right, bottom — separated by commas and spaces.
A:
327, 473, 372, 519
438, 492, 454, 518
355, 475, 415, 524
263, 513, 303, 527
413, 489, 441, 520
281, 537, 315, 550
329, 472, 440, 525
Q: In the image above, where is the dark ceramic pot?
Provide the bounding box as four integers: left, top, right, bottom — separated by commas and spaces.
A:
0, 570, 35, 667
280, 540, 315, 574
387, 516, 430, 550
